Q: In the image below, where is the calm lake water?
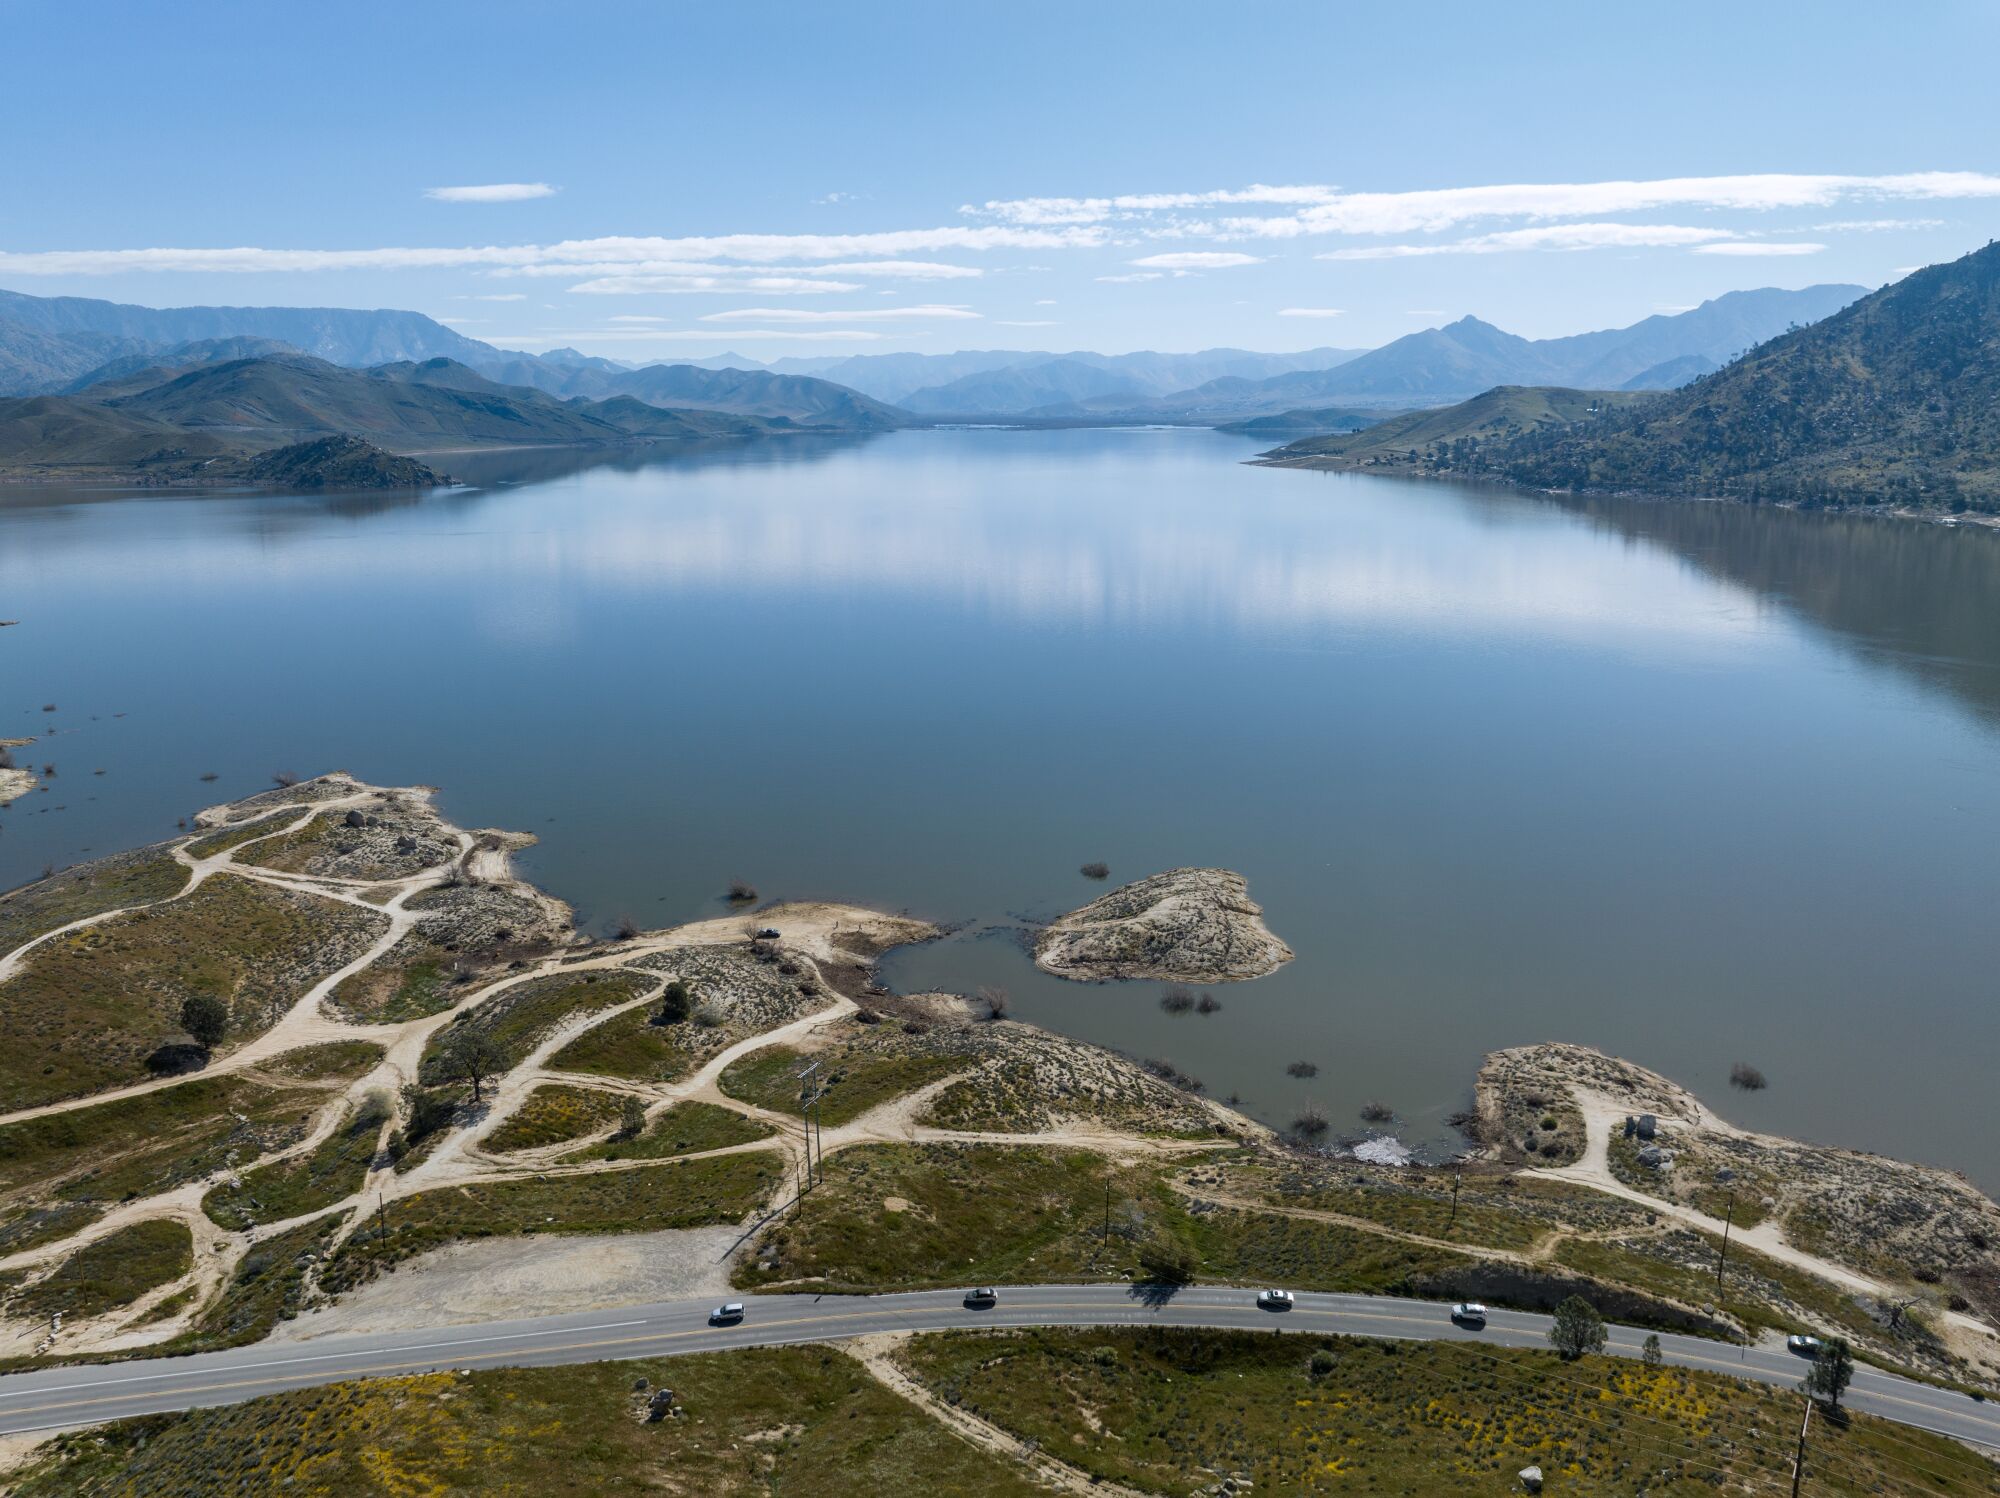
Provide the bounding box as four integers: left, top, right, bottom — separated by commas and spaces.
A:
4, 428, 1998, 1185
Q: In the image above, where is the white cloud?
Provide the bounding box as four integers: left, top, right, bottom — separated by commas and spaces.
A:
697, 304, 980, 324
457, 292, 527, 302
1653, 304, 1698, 313
1033, 298, 1057, 305
569, 275, 866, 296
1096, 272, 1164, 283
491, 328, 890, 344
1319, 222, 1735, 259
425, 182, 558, 203
606, 315, 669, 323
1129, 251, 1264, 270
994, 319, 1058, 326
1691, 241, 1826, 256
1278, 307, 1346, 318
0, 226, 1098, 278
433, 317, 478, 325
1811, 218, 1944, 232
963, 184, 1342, 225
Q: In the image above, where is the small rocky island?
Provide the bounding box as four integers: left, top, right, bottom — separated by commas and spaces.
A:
234, 435, 444, 489
1034, 867, 1294, 983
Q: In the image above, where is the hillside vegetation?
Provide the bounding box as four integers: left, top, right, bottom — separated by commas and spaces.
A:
1454, 241, 2000, 511
1264, 387, 1652, 469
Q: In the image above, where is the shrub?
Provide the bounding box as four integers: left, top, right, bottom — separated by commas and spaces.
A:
1159, 986, 1194, 1015
726, 880, 757, 903
272, 770, 300, 788
618, 1095, 646, 1140
1195, 993, 1221, 1014
1729, 1062, 1768, 1091
1308, 1348, 1339, 1380
1286, 1060, 1318, 1079
1359, 1100, 1393, 1123
1549, 1295, 1607, 1361
977, 985, 1009, 1021
1079, 862, 1110, 880
179, 993, 230, 1050
656, 980, 692, 1025
1291, 1105, 1330, 1139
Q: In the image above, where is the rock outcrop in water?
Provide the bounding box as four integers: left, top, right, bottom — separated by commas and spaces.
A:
1034, 867, 1293, 983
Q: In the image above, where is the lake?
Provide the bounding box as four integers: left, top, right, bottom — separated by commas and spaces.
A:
4, 427, 1998, 1186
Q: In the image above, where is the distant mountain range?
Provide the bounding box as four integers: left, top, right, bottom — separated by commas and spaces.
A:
772, 347, 1363, 409
0, 350, 852, 482
1382, 244, 2000, 511
0, 288, 906, 432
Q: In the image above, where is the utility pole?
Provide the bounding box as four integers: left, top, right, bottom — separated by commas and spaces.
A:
377, 1192, 388, 1242
796, 1060, 823, 1188
1716, 1190, 1735, 1293
1102, 1177, 1111, 1246
1448, 1172, 1462, 1235
1789, 1394, 1813, 1498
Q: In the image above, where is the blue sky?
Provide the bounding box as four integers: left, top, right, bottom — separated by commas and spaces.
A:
6, 0, 1999, 359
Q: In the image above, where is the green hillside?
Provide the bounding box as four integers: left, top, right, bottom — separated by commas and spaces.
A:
1261, 386, 1652, 469
1463, 240, 2000, 511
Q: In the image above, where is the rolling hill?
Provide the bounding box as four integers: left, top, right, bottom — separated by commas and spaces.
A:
1261, 387, 1654, 469
1445, 242, 2000, 510
0, 352, 813, 480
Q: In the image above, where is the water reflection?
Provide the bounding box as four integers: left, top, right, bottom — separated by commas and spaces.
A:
2, 428, 1997, 1186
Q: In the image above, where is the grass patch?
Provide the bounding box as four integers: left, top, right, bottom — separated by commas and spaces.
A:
328, 951, 454, 1022
483, 1084, 628, 1153
323, 1152, 777, 1292
5, 1219, 193, 1323
737, 1142, 1184, 1293
547, 1004, 705, 1082
1555, 1229, 1893, 1348
0, 849, 189, 958
420, 970, 650, 1082
1223, 1165, 1552, 1251
178, 1215, 343, 1351
253, 1039, 386, 1082
1183, 1207, 1465, 1294
0, 1075, 319, 1206
898, 1327, 2000, 1497
568, 1101, 775, 1163
0, 1202, 106, 1257
13, 1346, 1045, 1498
721, 1045, 971, 1126
202, 1097, 387, 1231
182, 818, 291, 861
0, 873, 388, 1110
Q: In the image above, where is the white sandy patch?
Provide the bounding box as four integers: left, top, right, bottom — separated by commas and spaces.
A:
270, 1224, 743, 1341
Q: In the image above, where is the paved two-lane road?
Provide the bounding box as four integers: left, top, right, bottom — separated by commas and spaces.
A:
2, 1284, 1995, 1451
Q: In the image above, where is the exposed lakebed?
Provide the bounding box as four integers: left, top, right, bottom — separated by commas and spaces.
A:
3, 428, 1998, 1184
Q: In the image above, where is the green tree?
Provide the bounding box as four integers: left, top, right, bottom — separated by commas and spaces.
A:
400, 1082, 456, 1142
657, 980, 692, 1025
179, 993, 229, 1051
1548, 1295, 1607, 1362
1803, 1337, 1854, 1408
439, 1027, 507, 1101
1641, 1333, 1663, 1368
619, 1094, 647, 1140
1136, 1232, 1198, 1285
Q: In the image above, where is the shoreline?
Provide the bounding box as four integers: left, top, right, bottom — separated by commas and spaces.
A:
1250, 450, 2000, 530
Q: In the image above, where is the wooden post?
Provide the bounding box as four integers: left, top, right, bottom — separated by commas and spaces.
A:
1790, 1394, 1812, 1498
1720, 1184, 1736, 1288
1448, 1173, 1461, 1235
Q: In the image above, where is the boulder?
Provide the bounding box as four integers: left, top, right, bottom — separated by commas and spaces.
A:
1636, 1113, 1658, 1140
1519, 1467, 1543, 1493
